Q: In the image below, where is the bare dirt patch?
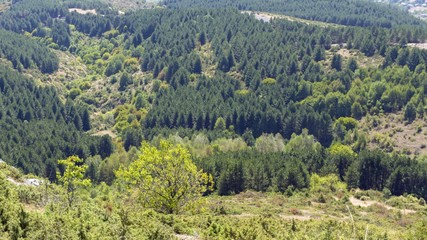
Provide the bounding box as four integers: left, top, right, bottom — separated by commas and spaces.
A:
349, 197, 416, 215
241, 11, 341, 27
408, 43, 427, 50
0, 1, 10, 12
175, 234, 200, 240
69, 8, 97, 15
108, 0, 158, 11
408, 6, 427, 14
335, 48, 384, 69
92, 130, 117, 139
336, 48, 353, 58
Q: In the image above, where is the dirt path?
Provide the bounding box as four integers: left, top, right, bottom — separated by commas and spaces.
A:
175, 234, 200, 240
349, 197, 416, 215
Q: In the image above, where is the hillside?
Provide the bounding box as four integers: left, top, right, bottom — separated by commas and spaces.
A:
163, 0, 427, 28
0, 0, 426, 238
1, 159, 426, 239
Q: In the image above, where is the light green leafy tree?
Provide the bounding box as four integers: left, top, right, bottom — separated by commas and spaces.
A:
57, 156, 91, 208
116, 140, 213, 214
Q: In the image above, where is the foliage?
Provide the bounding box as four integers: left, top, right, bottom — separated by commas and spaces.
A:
0, 0, 426, 230
164, 0, 427, 28
116, 140, 213, 213
197, 150, 311, 194
310, 174, 347, 194
0, 65, 110, 180
0, 30, 58, 73
0, 157, 426, 240
57, 156, 91, 207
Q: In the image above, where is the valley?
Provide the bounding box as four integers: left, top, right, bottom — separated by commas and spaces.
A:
0, 0, 426, 239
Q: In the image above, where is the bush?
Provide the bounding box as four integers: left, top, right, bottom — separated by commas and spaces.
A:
105, 54, 125, 76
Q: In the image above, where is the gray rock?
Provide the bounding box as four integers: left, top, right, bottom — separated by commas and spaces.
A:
24, 178, 42, 187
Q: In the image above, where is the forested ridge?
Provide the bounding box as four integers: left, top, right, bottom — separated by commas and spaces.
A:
163, 0, 426, 28
0, 0, 426, 238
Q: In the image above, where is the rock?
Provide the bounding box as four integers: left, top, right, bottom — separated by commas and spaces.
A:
24, 178, 42, 187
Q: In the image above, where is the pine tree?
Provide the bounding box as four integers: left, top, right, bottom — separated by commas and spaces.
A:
99, 135, 113, 159
82, 109, 91, 131
199, 32, 206, 45
73, 114, 82, 130
331, 54, 342, 71
193, 56, 202, 74
404, 102, 416, 122
347, 57, 358, 72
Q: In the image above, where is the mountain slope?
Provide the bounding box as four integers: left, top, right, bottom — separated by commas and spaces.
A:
163, 0, 426, 28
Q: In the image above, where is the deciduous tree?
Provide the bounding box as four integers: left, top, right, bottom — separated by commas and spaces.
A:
57, 156, 91, 208
116, 141, 213, 214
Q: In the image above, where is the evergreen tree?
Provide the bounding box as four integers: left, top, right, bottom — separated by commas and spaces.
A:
82, 109, 91, 131
404, 102, 416, 122
331, 54, 342, 71
347, 57, 358, 72
99, 135, 114, 159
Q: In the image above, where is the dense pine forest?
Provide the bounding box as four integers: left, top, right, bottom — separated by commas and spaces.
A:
163, 0, 426, 28
0, 0, 426, 239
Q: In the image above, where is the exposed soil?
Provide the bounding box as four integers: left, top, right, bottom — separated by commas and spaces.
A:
349, 197, 416, 215
175, 234, 201, 240
107, 0, 158, 11
92, 130, 117, 138
69, 8, 97, 15
241, 11, 341, 27
408, 43, 427, 50
0, 1, 10, 12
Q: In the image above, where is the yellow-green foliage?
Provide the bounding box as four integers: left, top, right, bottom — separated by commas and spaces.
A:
172, 133, 211, 157
112, 104, 146, 133
285, 129, 322, 154
386, 195, 425, 209
262, 77, 276, 85
334, 117, 358, 130
372, 132, 395, 151
124, 57, 139, 73
0, 161, 23, 180
116, 140, 213, 214
328, 143, 357, 158
160, 133, 249, 157
57, 156, 91, 207
211, 138, 248, 153
0, 174, 24, 240
0, 163, 426, 239
235, 89, 251, 96
68, 88, 82, 100
310, 174, 347, 194
102, 29, 119, 39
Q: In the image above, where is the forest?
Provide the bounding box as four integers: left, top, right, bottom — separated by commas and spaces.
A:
0, 0, 426, 238
163, 0, 426, 28
0, 64, 113, 179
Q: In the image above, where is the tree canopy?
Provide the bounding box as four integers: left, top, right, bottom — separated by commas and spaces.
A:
116, 141, 213, 214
